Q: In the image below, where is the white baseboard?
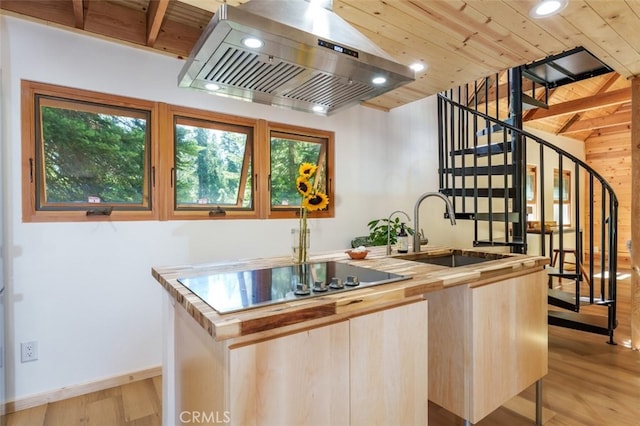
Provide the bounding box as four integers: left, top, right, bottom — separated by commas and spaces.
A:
4, 365, 162, 414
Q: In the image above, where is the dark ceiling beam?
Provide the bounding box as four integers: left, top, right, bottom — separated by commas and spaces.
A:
146, 0, 169, 47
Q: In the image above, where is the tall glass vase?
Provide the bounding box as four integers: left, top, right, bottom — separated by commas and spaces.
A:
292, 227, 310, 264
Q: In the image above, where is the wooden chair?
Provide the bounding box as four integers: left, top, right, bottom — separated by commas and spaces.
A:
550, 247, 590, 288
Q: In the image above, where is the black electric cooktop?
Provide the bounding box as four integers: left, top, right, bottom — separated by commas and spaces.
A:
177, 261, 411, 314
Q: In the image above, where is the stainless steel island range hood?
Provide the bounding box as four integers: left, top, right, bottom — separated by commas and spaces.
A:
178, 0, 415, 115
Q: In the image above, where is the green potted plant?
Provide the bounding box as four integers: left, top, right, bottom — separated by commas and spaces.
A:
367, 218, 415, 246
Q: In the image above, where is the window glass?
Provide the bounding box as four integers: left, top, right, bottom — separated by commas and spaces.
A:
270, 131, 327, 210
36, 96, 150, 210
553, 169, 571, 225
525, 165, 536, 203
553, 169, 570, 202
174, 116, 253, 211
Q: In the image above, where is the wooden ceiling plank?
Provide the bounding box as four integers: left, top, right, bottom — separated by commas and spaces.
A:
525, 87, 631, 121
466, 1, 567, 56
587, 124, 633, 141
551, 1, 635, 77
0, 1, 76, 27
72, 0, 84, 29
146, 0, 170, 46
174, 0, 238, 14
413, 0, 546, 64
83, 0, 146, 46
338, 1, 500, 75
153, 17, 202, 58
165, 0, 212, 30
586, 1, 640, 54
393, 0, 519, 69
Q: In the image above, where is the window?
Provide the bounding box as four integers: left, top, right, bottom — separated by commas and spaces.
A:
22, 81, 335, 222
525, 165, 537, 220
553, 169, 571, 226
166, 105, 258, 220
525, 165, 537, 204
22, 81, 158, 222
268, 123, 334, 219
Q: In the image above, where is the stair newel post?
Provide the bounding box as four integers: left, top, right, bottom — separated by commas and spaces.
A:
539, 143, 546, 258
510, 66, 527, 254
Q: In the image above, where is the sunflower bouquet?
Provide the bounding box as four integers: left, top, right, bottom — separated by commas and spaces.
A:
294, 162, 329, 263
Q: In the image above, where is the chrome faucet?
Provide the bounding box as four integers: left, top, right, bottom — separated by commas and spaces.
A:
413, 192, 456, 252
386, 210, 411, 255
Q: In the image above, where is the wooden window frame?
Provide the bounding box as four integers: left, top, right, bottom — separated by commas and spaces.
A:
267, 122, 335, 220
162, 104, 261, 221
22, 81, 335, 223
21, 80, 159, 222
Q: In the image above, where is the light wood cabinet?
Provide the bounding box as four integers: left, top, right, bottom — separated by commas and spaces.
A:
424, 270, 548, 424
173, 300, 428, 426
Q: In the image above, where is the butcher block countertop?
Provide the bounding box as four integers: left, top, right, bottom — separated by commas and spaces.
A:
152, 246, 548, 341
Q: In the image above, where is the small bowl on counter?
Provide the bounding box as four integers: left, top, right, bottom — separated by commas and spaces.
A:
345, 248, 370, 260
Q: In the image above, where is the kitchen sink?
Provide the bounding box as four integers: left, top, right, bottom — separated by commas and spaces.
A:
393, 250, 508, 267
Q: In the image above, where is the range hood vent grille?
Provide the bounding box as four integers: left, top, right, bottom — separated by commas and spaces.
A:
204, 47, 307, 94
178, 0, 415, 115
282, 74, 374, 108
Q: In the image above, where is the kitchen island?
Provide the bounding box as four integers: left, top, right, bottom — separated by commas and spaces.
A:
152, 247, 549, 425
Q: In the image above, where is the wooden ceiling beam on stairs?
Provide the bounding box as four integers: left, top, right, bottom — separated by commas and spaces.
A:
560, 111, 632, 134
524, 87, 631, 121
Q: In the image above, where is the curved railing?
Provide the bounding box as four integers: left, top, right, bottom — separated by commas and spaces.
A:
437, 82, 618, 341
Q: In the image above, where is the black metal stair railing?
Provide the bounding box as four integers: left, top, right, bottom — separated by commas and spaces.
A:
437, 74, 619, 343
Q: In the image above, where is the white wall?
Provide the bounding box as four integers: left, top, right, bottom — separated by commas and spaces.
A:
524, 127, 586, 256
0, 13, 8, 410
1, 16, 441, 401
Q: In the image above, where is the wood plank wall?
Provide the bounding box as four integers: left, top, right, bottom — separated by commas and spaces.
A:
584, 129, 632, 269
631, 76, 639, 349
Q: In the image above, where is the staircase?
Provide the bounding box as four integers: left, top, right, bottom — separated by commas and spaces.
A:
437, 50, 619, 343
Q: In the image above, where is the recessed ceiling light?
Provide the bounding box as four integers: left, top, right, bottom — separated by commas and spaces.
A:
242, 37, 264, 49
410, 63, 426, 72
312, 105, 326, 113
530, 0, 567, 18
372, 76, 387, 85
205, 83, 221, 91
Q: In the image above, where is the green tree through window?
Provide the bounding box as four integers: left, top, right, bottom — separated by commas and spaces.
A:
270, 132, 327, 209
174, 117, 253, 210
37, 97, 150, 209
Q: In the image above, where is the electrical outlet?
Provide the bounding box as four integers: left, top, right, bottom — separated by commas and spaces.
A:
21, 341, 38, 363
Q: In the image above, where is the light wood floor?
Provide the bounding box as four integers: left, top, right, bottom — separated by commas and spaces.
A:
432, 271, 640, 426
5, 376, 161, 426
5, 274, 639, 426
